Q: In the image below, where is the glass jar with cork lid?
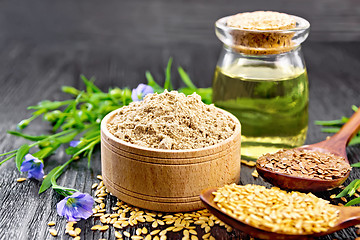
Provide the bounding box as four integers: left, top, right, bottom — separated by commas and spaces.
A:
212, 11, 310, 160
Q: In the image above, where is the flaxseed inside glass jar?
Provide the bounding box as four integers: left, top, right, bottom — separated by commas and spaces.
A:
212, 11, 310, 160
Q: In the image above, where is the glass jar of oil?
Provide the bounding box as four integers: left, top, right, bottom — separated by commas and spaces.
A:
213, 12, 310, 160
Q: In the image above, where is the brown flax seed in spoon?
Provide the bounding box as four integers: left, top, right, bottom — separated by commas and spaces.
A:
256, 108, 360, 192
257, 149, 351, 180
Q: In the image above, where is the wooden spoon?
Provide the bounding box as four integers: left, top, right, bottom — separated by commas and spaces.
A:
200, 187, 360, 240
256, 108, 360, 192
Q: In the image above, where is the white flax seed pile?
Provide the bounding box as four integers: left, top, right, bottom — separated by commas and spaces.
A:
107, 91, 235, 150
89, 175, 233, 240
213, 184, 339, 235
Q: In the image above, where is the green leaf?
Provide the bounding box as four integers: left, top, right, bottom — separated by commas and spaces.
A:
145, 71, 162, 92
43, 110, 63, 122
336, 179, 360, 198
345, 197, 360, 206
351, 162, 360, 167
54, 131, 79, 146
349, 136, 360, 146
53, 106, 72, 132
164, 58, 173, 91
81, 75, 102, 93
28, 100, 73, 110
349, 180, 360, 196
314, 119, 346, 126
39, 166, 62, 194
178, 67, 197, 89
320, 127, 341, 133
32, 146, 57, 160
65, 145, 82, 155
62, 86, 81, 96
121, 88, 132, 106
15, 144, 30, 171
87, 146, 94, 169
178, 87, 213, 104
7, 131, 49, 141
352, 105, 358, 112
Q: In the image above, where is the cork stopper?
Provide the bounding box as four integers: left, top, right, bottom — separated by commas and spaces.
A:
227, 11, 296, 30
219, 11, 304, 55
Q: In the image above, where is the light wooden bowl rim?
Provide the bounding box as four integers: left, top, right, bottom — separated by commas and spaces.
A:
101, 106, 241, 157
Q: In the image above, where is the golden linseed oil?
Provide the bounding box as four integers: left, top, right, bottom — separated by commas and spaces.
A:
212, 64, 308, 160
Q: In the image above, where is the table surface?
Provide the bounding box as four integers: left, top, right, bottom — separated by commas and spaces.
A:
1, 1, 360, 240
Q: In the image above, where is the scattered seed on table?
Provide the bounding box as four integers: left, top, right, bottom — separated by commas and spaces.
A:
97, 175, 103, 180
152, 221, 158, 228
341, 197, 348, 203
115, 231, 122, 239
88, 175, 237, 240
16, 178, 27, 182
189, 229, 197, 235
330, 194, 336, 199
202, 233, 210, 239
241, 160, 256, 167
136, 228, 142, 235
68, 230, 77, 237
75, 228, 81, 235
159, 230, 167, 236
49, 229, 57, 236
173, 227, 183, 232
91, 225, 101, 231
99, 225, 109, 231
48, 221, 56, 226
93, 213, 104, 217
131, 236, 143, 240
124, 231, 131, 237
251, 169, 259, 178
150, 230, 160, 235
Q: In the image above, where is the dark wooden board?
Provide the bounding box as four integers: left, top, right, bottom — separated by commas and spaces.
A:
1, 1, 360, 239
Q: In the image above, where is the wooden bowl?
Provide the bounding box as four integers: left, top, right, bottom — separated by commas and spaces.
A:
100, 107, 241, 212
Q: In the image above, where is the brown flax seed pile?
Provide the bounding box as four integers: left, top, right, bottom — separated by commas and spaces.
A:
257, 149, 351, 180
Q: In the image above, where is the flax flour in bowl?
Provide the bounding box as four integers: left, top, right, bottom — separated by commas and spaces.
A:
107, 91, 235, 150
101, 91, 241, 212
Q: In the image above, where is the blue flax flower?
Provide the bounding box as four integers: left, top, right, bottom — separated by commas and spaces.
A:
20, 154, 44, 180
57, 192, 94, 221
131, 84, 153, 101
69, 140, 81, 147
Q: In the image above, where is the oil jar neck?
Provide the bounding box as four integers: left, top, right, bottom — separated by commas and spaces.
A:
215, 15, 310, 55
217, 45, 306, 79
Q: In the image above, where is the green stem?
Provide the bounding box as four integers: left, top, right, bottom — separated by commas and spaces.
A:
0, 153, 16, 166
0, 149, 17, 157
50, 157, 79, 196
